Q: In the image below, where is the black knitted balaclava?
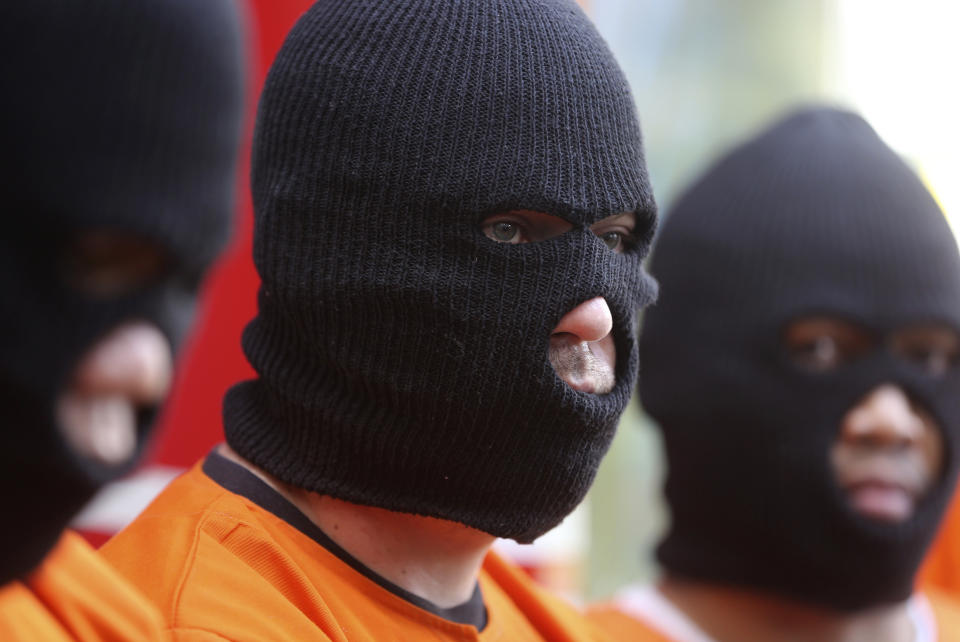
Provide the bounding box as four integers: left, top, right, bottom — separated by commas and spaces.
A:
224, 0, 657, 543
0, 0, 244, 583
641, 107, 960, 610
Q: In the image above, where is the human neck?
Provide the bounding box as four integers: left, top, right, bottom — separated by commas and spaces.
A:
217, 444, 495, 608
658, 573, 915, 642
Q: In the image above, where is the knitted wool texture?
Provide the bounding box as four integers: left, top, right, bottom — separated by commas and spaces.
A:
641, 107, 960, 610
0, 0, 244, 583
224, 0, 658, 542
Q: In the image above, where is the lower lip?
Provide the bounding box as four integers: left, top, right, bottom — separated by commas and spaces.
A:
847, 485, 914, 522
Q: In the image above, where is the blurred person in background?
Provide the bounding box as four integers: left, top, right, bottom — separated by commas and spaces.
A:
0, 0, 244, 639
99, 0, 660, 639
589, 107, 960, 641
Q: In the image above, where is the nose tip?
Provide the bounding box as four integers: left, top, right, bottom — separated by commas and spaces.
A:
551, 297, 613, 343
74, 321, 173, 404
841, 384, 926, 447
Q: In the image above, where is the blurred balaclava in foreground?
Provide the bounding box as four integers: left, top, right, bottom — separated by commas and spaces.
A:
0, 0, 245, 583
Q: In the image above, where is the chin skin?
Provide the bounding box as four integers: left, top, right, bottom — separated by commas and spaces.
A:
57, 393, 138, 466
56, 321, 173, 466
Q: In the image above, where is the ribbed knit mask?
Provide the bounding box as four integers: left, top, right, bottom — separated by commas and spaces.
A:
0, 0, 244, 583
641, 107, 960, 610
224, 0, 657, 543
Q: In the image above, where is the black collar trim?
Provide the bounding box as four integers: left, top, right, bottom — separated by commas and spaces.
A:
202, 450, 488, 630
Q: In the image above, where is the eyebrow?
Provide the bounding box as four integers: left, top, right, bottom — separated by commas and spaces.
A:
594, 212, 636, 225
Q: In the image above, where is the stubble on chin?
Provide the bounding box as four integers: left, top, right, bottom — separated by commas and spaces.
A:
548, 340, 615, 394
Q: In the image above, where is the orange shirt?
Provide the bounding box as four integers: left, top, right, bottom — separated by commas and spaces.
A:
587, 608, 672, 642
587, 584, 960, 642
101, 451, 613, 641
0, 531, 167, 641
926, 591, 960, 641
922, 492, 960, 598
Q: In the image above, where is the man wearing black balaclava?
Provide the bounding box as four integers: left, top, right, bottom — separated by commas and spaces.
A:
100, 0, 659, 639
0, 0, 244, 638
590, 107, 960, 641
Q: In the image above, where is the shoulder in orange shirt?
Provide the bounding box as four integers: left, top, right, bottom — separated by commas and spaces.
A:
927, 589, 960, 642
921, 491, 960, 599
586, 606, 672, 642
101, 451, 613, 641
0, 531, 166, 641
588, 585, 960, 642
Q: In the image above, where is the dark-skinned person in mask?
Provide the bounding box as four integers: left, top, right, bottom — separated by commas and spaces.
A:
100, 0, 659, 639
0, 0, 244, 639
589, 107, 960, 642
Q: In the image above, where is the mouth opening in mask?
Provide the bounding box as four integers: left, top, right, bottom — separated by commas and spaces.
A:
782, 315, 956, 525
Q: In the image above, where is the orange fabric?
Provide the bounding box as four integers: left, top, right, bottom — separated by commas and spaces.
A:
921, 492, 960, 598
585, 607, 672, 642
0, 582, 75, 641
0, 531, 166, 641
588, 591, 960, 642
928, 589, 960, 642
101, 459, 613, 641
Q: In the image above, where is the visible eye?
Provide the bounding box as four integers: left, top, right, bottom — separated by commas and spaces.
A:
61, 232, 168, 298
906, 347, 951, 376
792, 336, 839, 371
599, 230, 626, 252
481, 210, 572, 245
590, 212, 636, 254
783, 317, 873, 373
891, 324, 960, 377
491, 221, 521, 243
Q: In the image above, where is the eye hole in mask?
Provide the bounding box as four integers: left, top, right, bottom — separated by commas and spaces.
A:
480, 210, 638, 253
784, 317, 960, 377
890, 323, 960, 377
61, 231, 169, 299
783, 317, 874, 372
